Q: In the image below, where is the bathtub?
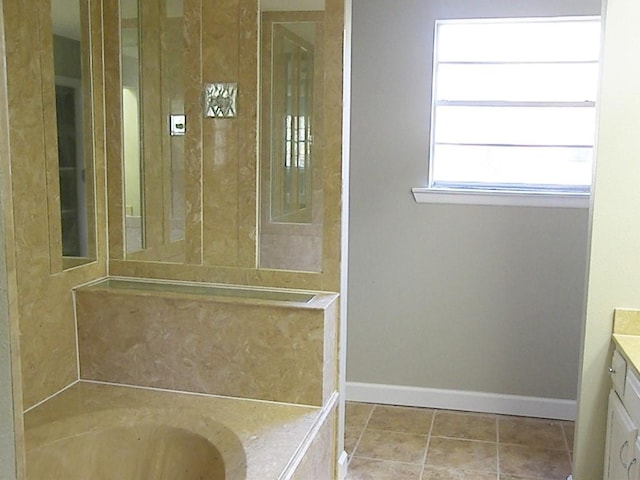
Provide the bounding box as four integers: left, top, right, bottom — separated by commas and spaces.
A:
24, 382, 328, 480
27, 422, 236, 479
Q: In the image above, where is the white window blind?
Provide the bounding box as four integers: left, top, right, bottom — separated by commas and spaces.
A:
429, 17, 601, 195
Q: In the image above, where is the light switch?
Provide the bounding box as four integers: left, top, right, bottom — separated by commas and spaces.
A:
169, 114, 186, 136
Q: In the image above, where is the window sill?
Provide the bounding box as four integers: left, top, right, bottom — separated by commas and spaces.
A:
411, 187, 590, 208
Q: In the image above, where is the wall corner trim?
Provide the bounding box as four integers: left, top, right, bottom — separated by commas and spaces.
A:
346, 381, 576, 420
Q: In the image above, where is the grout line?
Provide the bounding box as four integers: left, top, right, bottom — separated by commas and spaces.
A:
419, 408, 437, 479
347, 403, 570, 479
345, 402, 375, 466
78, 379, 319, 409
72, 287, 81, 381
562, 423, 575, 475
23, 379, 80, 415
495, 414, 500, 478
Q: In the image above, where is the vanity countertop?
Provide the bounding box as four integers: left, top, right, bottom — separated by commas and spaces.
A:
612, 309, 640, 373
613, 334, 640, 372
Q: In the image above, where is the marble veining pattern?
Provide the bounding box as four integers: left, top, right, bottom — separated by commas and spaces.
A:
24, 382, 324, 480
76, 285, 338, 405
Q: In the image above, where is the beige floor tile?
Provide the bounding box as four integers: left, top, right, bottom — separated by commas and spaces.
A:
345, 425, 364, 457
356, 428, 428, 463
499, 444, 572, 480
367, 405, 434, 434
426, 437, 497, 473
500, 476, 558, 480
347, 457, 423, 480
562, 422, 575, 451
431, 411, 497, 442
422, 465, 498, 479
346, 402, 375, 431
498, 417, 566, 450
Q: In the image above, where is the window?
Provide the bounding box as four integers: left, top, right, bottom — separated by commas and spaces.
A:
416, 17, 601, 207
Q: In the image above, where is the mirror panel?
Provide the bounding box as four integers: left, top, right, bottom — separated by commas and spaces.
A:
107, 0, 342, 282
121, 0, 143, 253
121, 0, 186, 262
51, 0, 97, 268
259, 3, 325, 272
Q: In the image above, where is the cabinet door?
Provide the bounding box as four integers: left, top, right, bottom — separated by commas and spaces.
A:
613, 349, 628, 396
605, 390, 638, 480
630, 437, 640, 480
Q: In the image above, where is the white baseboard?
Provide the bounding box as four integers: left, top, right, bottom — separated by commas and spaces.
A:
346, 381, 576, 420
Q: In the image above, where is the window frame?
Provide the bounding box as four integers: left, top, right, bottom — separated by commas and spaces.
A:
415, 16, 601, 208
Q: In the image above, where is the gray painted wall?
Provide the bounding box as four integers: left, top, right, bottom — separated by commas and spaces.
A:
347, 0, 599, 400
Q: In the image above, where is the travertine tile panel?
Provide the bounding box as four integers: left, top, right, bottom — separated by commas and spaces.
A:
24, 382, 321, 480
2, 0, 108, 410
76, 288, 336, 405
289, 400, 336, 479
323, 297, 338, 400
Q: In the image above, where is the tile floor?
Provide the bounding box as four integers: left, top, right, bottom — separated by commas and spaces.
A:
345, 402, 574, 480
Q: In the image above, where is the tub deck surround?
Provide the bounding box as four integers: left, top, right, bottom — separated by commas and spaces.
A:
74, 278, 339, 406
24, 382, 330, 480
612, 309, 640, 371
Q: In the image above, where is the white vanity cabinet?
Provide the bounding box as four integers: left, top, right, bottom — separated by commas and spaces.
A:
605, 390, 637, 479
605, 349, 640, 480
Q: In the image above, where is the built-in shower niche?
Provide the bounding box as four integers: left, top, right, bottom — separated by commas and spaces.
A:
74, 278, 338, 406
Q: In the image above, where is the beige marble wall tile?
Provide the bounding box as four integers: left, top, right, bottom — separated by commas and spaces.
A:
201, 0, 241, 267
237, 0, 258, 269
2, 0, 108, 410
109, 258, 325, 289
0, 5, 24, 472
24, 382, 321, 480
320, 0, 345, 292
183, 0, 203, 265
76, 286, 338, 405
323, 298, 338, 401
260, 232, 323, 271
289, 399, 337, 480
104, 0, 346, 294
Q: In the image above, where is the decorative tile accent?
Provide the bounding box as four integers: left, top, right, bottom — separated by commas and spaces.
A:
203, 82, 237, 118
